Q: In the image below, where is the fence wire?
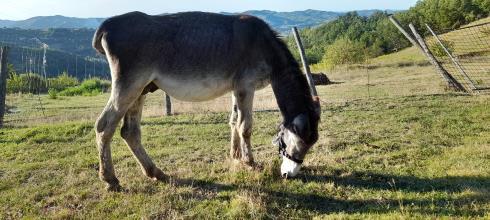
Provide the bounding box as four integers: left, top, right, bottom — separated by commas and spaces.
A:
5, 24, 488, 127
425, 21, 490, 92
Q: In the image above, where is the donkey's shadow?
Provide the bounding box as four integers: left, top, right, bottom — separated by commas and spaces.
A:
170, 166, 489, 217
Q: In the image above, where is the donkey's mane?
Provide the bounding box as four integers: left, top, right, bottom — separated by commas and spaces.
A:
266, 33, 320, 145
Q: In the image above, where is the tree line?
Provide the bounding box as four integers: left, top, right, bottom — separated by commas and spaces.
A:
287, 0, 490, 69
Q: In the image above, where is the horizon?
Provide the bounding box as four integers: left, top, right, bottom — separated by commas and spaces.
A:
1, 0, 418, 20
2, 9, 402, 20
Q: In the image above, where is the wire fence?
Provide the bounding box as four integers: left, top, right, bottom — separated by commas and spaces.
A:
425, 21, 490, 92
3, 61, 450, 127
3, 21, 490, 127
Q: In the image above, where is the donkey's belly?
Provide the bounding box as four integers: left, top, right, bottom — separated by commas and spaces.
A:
153, 73, 233, 102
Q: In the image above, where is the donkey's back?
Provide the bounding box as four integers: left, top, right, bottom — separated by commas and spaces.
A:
93, 11, 277, 101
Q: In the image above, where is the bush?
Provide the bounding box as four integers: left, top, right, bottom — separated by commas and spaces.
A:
7, 73, 47, 94
48, 88, 58, 99
429, 39, 455, 58
48, 72, 79, 91
317, 38, 367, 70
58, 78, 110, 96
7, 71, 80, 94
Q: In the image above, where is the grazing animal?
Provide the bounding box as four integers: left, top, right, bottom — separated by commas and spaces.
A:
93, 11, 320, 191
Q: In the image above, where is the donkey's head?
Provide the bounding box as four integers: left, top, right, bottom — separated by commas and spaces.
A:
273, 99, 320, 178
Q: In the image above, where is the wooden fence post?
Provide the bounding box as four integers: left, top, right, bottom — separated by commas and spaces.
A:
0, 46, 9, 127
388, 16, 423, 51
292, 27, 318, 97
165, 93, 172, 116
408, 24, 466, 92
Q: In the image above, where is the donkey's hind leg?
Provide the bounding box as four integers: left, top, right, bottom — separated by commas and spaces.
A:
95, 95, 132, 191
95, 78, 149, 191
121, 95, 167, 182
229, 94, 241, 159
233, 89, 255, 165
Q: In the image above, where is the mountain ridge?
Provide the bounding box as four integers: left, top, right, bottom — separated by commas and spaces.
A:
0, 9, 394, 32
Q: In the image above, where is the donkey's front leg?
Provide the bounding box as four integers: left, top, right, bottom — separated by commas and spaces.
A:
233, 89, 255, 166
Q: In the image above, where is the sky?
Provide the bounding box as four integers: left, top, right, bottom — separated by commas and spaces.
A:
0, 0, 419, 20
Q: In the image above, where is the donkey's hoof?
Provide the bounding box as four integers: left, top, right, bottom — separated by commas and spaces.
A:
149, 167, 168, 182
106, 183, 123, 192
232, 159, 259, 171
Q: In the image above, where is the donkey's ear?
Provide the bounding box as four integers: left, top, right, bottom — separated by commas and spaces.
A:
291, 113, 310, 137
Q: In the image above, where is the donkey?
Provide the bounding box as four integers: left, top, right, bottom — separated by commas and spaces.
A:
93, 11, 320, 191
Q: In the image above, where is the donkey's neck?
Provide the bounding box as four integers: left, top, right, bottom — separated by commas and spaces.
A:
265, 34, 318, 126
270, 65, 316, 126
264, 33, 319, 145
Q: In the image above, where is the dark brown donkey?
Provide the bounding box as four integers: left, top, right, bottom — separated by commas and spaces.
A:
93, 11, 320, 191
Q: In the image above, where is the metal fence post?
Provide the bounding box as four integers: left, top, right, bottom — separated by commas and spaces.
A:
165, 93, 172, 116
408, 24, 466, 92
389, 16, 465, 92
425, 24, 478, 91
0, 46, 9, 127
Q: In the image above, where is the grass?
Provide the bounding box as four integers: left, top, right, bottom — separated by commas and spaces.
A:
1, 93, 489, 219
1, 34, 490, 219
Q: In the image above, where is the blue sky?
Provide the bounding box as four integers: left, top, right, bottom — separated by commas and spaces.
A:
1, 0, 419, 20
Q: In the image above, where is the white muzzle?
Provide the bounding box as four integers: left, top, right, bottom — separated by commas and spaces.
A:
280, 155, 301, 178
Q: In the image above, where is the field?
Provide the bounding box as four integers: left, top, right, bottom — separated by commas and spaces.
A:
1, 46, 490, 219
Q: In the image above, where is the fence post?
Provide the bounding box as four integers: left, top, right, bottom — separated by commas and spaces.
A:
389, 16, 465, 92
292, 27, 318, 97
408, 24, 466, 92
0, 46, 9, 127
165, 93, 172, 116
388, 16, 423, 51
425, 24, 478, 91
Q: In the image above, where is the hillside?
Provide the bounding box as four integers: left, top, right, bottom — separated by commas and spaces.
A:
0, 28, 97, 58
0, 28, 107, 78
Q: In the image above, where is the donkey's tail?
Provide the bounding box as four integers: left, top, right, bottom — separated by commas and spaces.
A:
92, 26, 106, 55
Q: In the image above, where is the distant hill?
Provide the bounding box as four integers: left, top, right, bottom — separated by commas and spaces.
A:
0, 9, 392, 32
0, 15, 105, 29
242, 9, 396, 32
238, 10, 341, 32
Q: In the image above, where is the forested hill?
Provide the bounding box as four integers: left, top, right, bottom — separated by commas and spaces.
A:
290, 0, 490, 69
0, 28, 97, 58
0, 28, 107, 79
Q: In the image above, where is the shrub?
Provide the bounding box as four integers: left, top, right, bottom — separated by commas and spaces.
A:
429, 39, 455, 58
58, 78, 110, 96
48, 72, 79, 91
48, 88, 58, 99
7, 73, 47, 94
317, 38, 367, 70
